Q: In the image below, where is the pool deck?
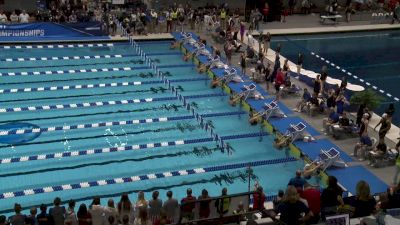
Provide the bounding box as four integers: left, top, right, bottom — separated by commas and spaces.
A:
184, 17, 400, 187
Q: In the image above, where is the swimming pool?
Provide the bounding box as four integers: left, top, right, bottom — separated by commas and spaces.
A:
270, 30, 400, 126
0, 41, 310, 213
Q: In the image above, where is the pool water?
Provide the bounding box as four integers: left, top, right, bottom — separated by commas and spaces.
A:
0, 41, 311, 214
270, 30, 400, 126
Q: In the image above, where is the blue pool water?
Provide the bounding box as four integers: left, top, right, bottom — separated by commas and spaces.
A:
0, 41, 311, 213
270, 30, 400, 126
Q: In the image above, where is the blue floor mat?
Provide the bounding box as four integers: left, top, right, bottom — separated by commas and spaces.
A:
228, 82, 269, 97
247, 99, 293, 117
328, 165, 388, 195
295, 138, 353, 163
269, 116, 320, 137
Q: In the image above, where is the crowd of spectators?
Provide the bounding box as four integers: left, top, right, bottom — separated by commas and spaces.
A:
1, 177, 400, 225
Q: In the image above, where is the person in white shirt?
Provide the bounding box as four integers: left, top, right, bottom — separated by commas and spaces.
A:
89, 197, 106, 225
246, 32, 255, 48
10, 11, 19, 23
0, 11, 7, 23
104, 199, 118, 225
19, 10, 30, 23
65, 200, 78, 225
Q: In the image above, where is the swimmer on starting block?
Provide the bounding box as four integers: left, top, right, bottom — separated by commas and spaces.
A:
303, 162, 322, 179
273, 135, 292, 150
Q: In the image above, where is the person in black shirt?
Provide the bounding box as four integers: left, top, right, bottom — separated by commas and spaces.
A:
385, 103, 395, 118
313, 74, 321, 95
331, 112, 351, 137
369, 139, 387, 166
321, 176, 344, 220
374, 113, 392, 143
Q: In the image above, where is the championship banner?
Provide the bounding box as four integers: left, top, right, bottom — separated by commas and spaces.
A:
0, 22, 106, 39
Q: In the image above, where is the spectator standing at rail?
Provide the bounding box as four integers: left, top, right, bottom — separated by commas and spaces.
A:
104, 199, 118, 225
313, 74, 321, 95
180, 188, 196, 221
215, 188, 231, 217
162, 191, 179, 223
148, 191, 162, 222
65, 200, 78, 225
198, 189, 212, 219
50, 197, 66, 225
89, 197, 105, 225
117, 194, 132, 224
37, 204, 53, 225
77, 204, 92, 225
8, 204, 26, 225
275, 186, 313, 225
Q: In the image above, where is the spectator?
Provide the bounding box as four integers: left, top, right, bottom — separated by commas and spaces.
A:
68, 11, 77, 23
321, 176, 343, 220
347, 180, 376, 218
37, 204, 53, 225
274, 68, 285, 100
50, 197, 66, 225
322, 107, 339, 135
65, 200, 78, 225
335, 94, 347, 115
297, 53, 304, 76
10, 11, 19, 23
273, 190, 285, 211
215, 188, 231, 217
104, 199, 118, 225
359, 113, 370, 137
152, 211, 170, 225
276, 186, 313, 225
385, 103, 395, 118
394, 154, 400, 185
148, 191, 163, 221
240, 52, 246, 75
0, 11, 7, 23
89, 197, 105, 225
388, 183, 400, 208
120, 216, 131, 225
77, 204, 92, 225
19, 10, 30, 23
294, 88, 311, 112
133, 209, 151, 225
326, 89, 336, 109
313, 74, 321, 95
198, 189, 211, 219
356, 103, 366, 127
180, 188, 196, 221
135, 192, 148, 218
117, 194, 132, 224
252, 184, 266, 211
263, 32, 271, 55
0, 215, 6, 225
374, 113, 392, 143
25, 207, 38, 225
162, 191, 179, 223
392, 2, 400, 24
288, 170, 307, 190
368, 138, 387, 166
300, 183, 321, 224
353, 134, 374, 161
